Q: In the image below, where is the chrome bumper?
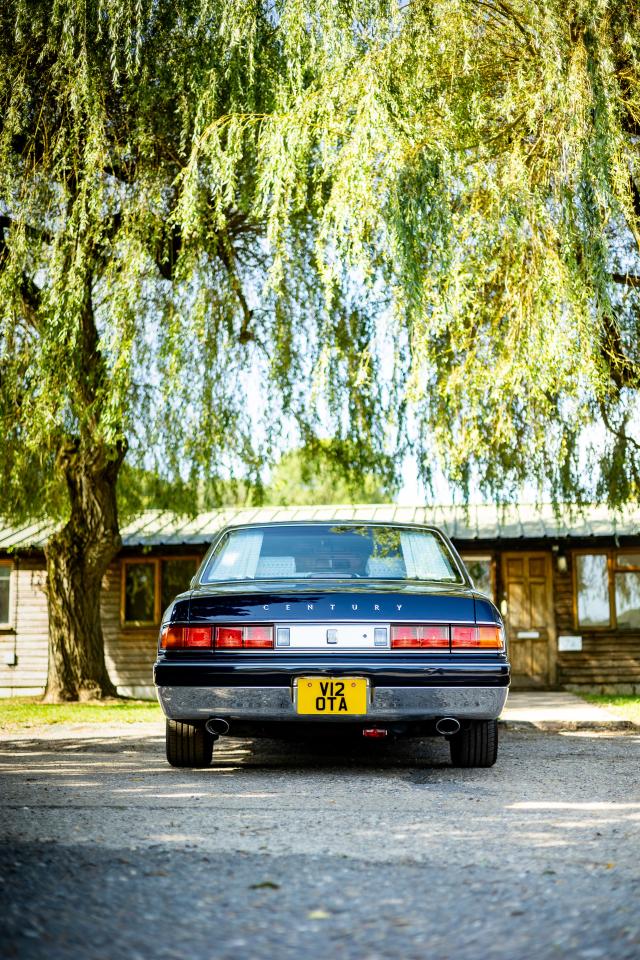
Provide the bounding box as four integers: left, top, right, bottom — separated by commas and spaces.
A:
156, 685, 508, 721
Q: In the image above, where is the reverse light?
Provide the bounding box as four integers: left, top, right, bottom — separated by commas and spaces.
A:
215, 625, 274, 649
390, 625, 449, 649
451, 625, 504, 649
160, 626, 213, 649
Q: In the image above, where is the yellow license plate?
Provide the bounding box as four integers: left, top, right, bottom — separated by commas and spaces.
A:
296, 677, 368, 715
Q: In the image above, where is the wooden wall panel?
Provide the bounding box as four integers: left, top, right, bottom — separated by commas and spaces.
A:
0, 560, 48, 696
0, 559, 159, 698
101, 562, 157, 695
553, 554, 640, 692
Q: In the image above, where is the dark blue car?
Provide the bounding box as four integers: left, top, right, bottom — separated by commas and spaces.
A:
154, 520, 510, 767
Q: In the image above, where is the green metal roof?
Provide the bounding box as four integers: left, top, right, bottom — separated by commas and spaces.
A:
1, 503, 639, 551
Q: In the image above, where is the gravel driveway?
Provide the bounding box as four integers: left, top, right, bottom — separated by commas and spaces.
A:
1, 722, 639, 960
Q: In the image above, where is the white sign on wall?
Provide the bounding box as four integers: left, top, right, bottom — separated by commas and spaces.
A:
558, 635, 582, 652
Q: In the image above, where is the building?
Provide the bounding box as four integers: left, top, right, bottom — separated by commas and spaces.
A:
1, 503, 639, 698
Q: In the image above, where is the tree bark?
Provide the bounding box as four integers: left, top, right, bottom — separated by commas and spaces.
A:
44, 438, 126, 702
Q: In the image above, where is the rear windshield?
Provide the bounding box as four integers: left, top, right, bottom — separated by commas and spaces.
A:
201, 524, 464, 584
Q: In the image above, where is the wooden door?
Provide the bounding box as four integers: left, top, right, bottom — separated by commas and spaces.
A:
501, 552, 555, 688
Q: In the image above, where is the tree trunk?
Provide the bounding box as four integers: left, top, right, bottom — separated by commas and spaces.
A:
44, 438, 126, 702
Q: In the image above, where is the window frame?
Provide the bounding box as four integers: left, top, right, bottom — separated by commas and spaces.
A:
611, 550, 640, 632
573, 548, 640, 631
0, 560, 13, 628
120, 555, 200, 628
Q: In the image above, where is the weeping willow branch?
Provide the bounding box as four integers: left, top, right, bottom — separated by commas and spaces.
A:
610, 272, 640, 288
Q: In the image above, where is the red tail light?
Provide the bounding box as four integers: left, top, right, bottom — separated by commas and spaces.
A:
160, 626, 213, 649
389, 624, 504, 650
184, 627, 214, 648
215, 627, 243, 648
451, 625, 503, 649
390, 625, 449, 649
215, 625, 274, 649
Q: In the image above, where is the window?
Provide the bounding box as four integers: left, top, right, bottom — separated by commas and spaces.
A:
122, 557, 199, 626
123, 561, 156, 625
201, 524, 464, 584
576, 554, 610, 627
462, 556, 494, 600
161, 559, 199, 614
0, 563, 11, 625
575, 551, 640, 630
614, 553, 640, 630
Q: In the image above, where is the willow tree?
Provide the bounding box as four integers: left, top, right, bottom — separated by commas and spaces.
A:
2, 1, 640, 699
0, 1, 395, 700
183, 0, 640, 503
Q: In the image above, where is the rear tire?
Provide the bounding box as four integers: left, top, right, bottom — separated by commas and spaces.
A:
449, 719, 498, 768
166, 720, 214, 768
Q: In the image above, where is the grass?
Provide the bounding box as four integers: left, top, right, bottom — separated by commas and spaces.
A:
0, 697, 163, 730
580, 695, 640, 725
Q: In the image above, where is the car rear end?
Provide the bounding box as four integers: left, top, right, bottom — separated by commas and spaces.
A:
154, 521, 510, 768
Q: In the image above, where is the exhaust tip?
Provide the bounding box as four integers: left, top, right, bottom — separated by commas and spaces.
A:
205, 718, 230, 737
435, 717, 461, 736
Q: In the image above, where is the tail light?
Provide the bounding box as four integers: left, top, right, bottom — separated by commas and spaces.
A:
451, 625, 504, 649
215, 625, 274, 649
215, 626, 243, 649
161, 624, 274, 649
160, 626, 212, 649
390, 625, 449, 649
389, 624, 504, 651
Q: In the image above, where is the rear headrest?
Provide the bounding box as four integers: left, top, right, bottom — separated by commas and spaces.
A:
366, 556, 406, 579
255, 556, 296, 578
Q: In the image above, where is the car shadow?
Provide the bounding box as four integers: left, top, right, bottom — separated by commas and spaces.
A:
208, 732, 454, 769
0, 728, 454, 769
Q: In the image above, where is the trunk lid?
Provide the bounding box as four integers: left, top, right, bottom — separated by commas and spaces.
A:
187, 583, 478, 624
